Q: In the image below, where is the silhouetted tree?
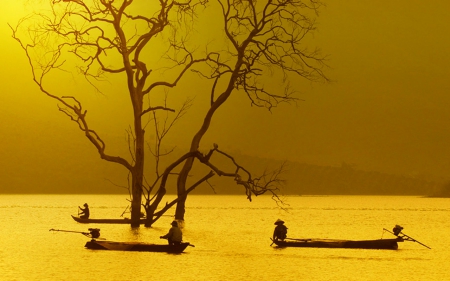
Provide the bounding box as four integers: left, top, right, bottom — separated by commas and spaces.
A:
10, 0, 209, 226
174, 0, 329, 220
10, 0, 328, 227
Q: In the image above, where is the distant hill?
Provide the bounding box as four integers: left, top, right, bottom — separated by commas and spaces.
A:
0, 149, 438, 196
427, 181, 450, 198
189, 154, 438, 196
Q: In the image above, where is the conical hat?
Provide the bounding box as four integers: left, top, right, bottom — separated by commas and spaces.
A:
274, 219, 284, 225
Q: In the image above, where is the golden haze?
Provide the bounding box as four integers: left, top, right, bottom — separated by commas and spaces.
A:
1, 1, 450, 193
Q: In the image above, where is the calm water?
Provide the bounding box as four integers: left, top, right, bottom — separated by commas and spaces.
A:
0, 195, 448, 281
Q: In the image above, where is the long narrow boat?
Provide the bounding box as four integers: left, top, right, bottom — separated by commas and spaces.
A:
71, 215, 146, 225
271, 237, 403, 250
271, 225, 431, 250
85, 239, 191, 253
50, 228, 192, 253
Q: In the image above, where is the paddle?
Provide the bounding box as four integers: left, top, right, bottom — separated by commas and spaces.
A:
50, 228, 105, 240
50, 228, 91, 237
383, 228, 431, 249
399, 232, 431, 249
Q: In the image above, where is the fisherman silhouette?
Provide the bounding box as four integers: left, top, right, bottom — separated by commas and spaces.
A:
273, 219, 288, 241
78, 203, 90, 219
160, 221, 183, 246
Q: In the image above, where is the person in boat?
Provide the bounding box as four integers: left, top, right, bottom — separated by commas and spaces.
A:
393, 225, 404, 236
78, 203, 90, 219
160, 221, 183, 246
273, 219, 288, 241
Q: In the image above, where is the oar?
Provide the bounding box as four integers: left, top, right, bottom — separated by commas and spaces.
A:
49, 228, 106, 240
383, 228, 431, 249
401, 232, 431, 249
50, 228, 90, 235
383, 228, 402, 236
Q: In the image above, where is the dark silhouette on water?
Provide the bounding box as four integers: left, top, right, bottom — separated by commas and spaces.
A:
393, 225, 403, 236
273, 219, 288, 241
271, 236, 402, 250
383, 225, 431, 249
49, 228, 192, 252
271, 225, 430, 250
160, 221, 183, 246
49, 228, 100, 239
78, 203, 90, 219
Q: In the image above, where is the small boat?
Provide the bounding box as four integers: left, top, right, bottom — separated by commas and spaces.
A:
85, 240, 192, 253
271, 225, 430, 250
49, 228, 193, 253
71, 215, 146, 225
271, 237, 402, 250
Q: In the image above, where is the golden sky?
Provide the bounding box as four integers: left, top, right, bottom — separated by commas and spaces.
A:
1, 0, 450, 193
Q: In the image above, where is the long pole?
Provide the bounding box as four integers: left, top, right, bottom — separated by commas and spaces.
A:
49, 228, 88, 235
401, 233, 431, 249
383, 228, 431, 249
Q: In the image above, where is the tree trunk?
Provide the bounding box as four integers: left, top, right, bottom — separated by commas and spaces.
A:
175, 158, 193, 220
130, 149, 144, 227
130, 103, 145, 227
175, 64, 242, 220
175, 71, 240, 220
131, 174, 143, 227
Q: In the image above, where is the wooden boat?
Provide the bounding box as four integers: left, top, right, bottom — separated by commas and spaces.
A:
85, 239, 192, 253
71, 215, 146, 225
271, 225, 431, 250
50, 228, 192, 253
271, 237, 403, 250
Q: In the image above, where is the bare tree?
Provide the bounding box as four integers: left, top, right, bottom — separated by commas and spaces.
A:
174, 0, 329, 220
10, 0, 328, 227
10, 0, 208, 227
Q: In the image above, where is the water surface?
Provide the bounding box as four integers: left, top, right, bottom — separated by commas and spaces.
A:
1, 195, 448, 280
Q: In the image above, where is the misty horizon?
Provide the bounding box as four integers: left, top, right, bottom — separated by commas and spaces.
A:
1, 1, 450, 196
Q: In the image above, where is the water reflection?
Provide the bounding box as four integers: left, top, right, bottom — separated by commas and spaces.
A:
0, 195, 448, 281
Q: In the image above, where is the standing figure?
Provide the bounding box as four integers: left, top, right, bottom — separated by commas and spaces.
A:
273, 219, 288, 241
160, 221, 183, 245
79, 203, 90, 219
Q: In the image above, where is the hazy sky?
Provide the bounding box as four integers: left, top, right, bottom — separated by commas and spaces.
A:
1, 0, 450, 193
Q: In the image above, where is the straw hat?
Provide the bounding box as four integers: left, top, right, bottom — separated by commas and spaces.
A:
274, 219, 284, 225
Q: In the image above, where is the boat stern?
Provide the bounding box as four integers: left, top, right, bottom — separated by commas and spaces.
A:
85, 240, 108, 250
